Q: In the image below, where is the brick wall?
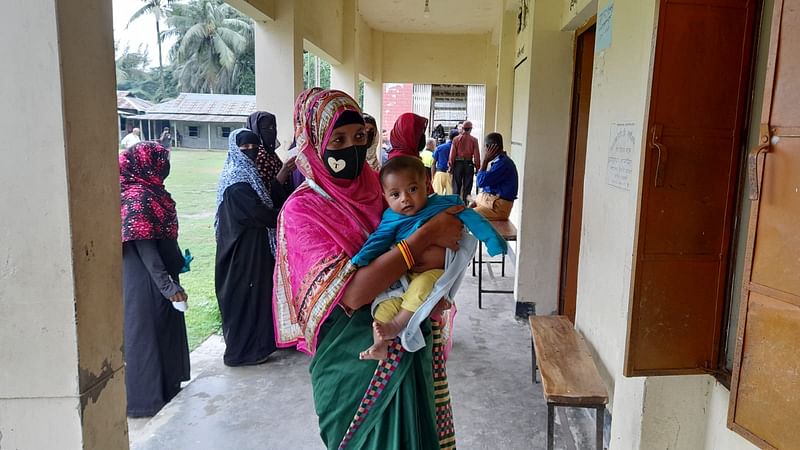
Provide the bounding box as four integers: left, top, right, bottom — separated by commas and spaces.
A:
381, 83, 413, 132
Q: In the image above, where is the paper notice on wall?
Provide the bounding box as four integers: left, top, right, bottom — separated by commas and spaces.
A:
596, 2, 614, 52
607, 122, 635, 190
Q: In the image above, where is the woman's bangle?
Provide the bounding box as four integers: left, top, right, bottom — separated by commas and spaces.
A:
401, 240, 416, 267
396, 240, 415, 269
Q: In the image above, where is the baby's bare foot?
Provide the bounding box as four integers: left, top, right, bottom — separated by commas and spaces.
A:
374, 319, 404, 341
359, 342, 389, 360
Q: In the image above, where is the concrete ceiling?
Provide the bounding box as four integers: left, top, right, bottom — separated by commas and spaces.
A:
358, 0, 503, 34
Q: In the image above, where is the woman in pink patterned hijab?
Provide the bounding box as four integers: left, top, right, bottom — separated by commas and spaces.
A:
273, 89, 463, 449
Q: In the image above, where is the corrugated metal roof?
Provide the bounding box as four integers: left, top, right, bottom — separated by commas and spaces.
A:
133, 113, 247, 123
147, 93, 256, 116
117, 91, 153, 112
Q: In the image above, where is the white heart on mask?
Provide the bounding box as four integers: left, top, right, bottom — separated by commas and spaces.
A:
327, 157, 347, 173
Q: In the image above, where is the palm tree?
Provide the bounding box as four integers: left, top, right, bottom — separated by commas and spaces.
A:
165, 0, 252, 94
127, 0, 172, 99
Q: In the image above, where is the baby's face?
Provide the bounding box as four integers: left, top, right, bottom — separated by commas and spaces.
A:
382, 170, 428, 216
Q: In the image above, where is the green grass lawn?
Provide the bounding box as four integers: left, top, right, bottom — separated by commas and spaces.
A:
165, 148, 227, 350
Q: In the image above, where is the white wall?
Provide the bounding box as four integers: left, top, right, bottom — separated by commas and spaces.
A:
177, 122, 242, 150
254, 0, 303, 153
381, 33, 491, 84
357, 15, 374, 81
571, 0, 658, 446
494, 10, 518, 141
0, 0, 80, 407
509, 0, 574, 314
297, 0, 344, 63
1, 0, 127, 447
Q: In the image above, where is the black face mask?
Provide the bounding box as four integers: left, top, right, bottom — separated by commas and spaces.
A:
418, 133, 426, 152
241, 147, 259, 162
366, 129, 377, 149
259, 124, 277, 152
323, 145, 368, 180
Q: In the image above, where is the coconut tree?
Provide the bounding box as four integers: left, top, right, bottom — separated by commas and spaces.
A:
127, 0, 172, 99
165, 0, 252, 94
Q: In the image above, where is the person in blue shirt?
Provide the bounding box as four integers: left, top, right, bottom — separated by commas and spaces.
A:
380, 128, 392, 166
431, 129, 459, 195
353, 156, 506, 360
472, 132, 519, 220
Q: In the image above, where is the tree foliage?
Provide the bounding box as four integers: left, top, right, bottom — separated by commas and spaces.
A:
127, 0, 174, 100
303, 51, 331, 90
115, 44, 180, 101
117, 0, 255, 99
165, 0, 254, 94
116, 0, 350, 101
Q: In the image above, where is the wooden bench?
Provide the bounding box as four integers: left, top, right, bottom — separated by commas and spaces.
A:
472, 220, 517, 309
529, 315, 608, 450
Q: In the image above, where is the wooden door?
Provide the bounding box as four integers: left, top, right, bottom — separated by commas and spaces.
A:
559, 25, 595, 323
625, 0, 757, 375
728, 1, 800, 447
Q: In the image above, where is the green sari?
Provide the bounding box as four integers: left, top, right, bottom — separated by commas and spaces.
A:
311, 307, 454, 450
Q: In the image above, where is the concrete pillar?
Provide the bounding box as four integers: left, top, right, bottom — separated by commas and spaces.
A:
511, 0, 574, 314
254, 0, 303, 153
0, 0, 127, 448
362, 30, 384, 131
483, 32, 499, 146
330, 0, 360, 98
494, 10, 518, 140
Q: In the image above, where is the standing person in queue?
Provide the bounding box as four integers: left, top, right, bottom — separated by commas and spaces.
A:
121, 127, 142, 150
420, 138, 436, 182
388, 112, 433, 193
274, 90, 463, 449
120, 141, 190, 417
363, 113, 381, 171
448, 120, 481, 204
215, 129, 280, 366
431, 129, 458, 195
159, 127, 172, 149
246, 110, 296, 199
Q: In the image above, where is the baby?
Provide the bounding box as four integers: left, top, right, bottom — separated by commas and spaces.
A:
352, 156, 506, 360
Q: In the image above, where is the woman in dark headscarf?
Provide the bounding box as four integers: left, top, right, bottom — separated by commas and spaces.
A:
215, 129, 281, 366
431, 123, 446, 145
246, 111, 296, 206
363, 113, 381, 171
120, 141, 190, 417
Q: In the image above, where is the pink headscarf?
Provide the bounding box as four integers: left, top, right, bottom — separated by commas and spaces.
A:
293, 87, 323, 138
273, 90, 385, 354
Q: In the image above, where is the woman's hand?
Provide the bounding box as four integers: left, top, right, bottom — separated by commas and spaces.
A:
169, 291, 188, 302
413, 246, 446, 272
276, 156, 298, 184
418, 206, 464, 251
430, 297, 452, 321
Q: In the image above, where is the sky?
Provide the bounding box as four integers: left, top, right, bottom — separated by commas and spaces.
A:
112, 0, 176, 68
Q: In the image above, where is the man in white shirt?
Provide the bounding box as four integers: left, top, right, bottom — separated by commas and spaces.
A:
121, 127, 141, 149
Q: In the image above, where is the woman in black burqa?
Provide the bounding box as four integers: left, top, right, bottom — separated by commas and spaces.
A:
214, 129, 283, 366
